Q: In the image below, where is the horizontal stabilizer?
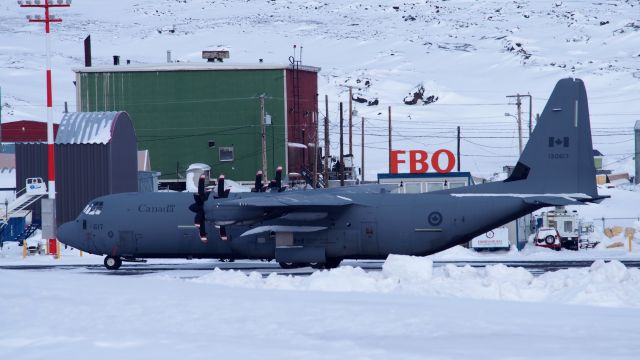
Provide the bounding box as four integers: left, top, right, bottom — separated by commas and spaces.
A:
522, 196, 583, 206
240, 225, 327, 237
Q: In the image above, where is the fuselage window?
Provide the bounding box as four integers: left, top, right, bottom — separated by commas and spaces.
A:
82, 201, 104, 215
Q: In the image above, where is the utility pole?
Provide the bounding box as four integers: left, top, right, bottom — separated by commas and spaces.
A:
457, 126, 461, 172
527, 94, 532, 135
348, 86, 353, 156
635, 121, 640, 184
507, 94, 524, 155
19, 0, 72, 258
313, 108, 318, 188
339, 102, 344, 186
323, 95, 329, 188
388, 106, 392, 173
0, 86, 2, 142
260, 94, 268, 182
361, 117, 365, 183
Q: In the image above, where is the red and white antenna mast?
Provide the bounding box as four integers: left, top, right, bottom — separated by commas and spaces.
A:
18, 0, 71, 198
19, 0, 71, 256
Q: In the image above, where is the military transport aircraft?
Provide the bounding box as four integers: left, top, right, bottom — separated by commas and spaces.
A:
58, 78, 606, 270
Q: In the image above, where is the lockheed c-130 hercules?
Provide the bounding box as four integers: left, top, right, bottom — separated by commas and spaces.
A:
58, 78, 607, 270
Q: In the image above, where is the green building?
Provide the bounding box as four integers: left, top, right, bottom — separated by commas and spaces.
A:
73, 62, 320, 186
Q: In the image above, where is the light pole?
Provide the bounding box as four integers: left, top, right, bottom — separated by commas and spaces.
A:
19, 0, 72, 257
505, 112, 523, 155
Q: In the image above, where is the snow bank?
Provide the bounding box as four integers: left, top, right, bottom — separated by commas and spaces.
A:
193, 256, 640, 308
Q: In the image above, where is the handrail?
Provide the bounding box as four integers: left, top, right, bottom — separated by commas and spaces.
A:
14, 186, 28, 199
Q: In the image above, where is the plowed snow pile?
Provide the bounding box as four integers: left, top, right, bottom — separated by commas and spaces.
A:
193, 255, 640, 308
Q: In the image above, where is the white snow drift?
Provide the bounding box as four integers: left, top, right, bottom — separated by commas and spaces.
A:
191, 255, 640, 308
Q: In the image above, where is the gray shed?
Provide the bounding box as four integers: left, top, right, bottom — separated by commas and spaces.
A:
15, 111, 137, 226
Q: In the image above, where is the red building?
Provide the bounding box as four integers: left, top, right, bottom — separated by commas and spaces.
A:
0, 121, 59, 142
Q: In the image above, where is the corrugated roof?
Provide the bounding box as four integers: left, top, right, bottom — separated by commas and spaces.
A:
55, 112, 117, 145
73, 62, 321, 73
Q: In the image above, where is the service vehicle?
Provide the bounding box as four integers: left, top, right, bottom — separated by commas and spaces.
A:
533, 227, 562, 250
536, 207, 594, 250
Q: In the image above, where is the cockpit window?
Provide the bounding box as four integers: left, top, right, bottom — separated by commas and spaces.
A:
82, 201, 103, 215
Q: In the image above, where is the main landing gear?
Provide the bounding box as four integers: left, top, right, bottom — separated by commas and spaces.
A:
104, 256, 122, 270
278, 258, 342, 270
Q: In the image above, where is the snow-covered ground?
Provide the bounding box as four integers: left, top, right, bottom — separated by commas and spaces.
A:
2, 253, 640, 359
3, 1, 640, 358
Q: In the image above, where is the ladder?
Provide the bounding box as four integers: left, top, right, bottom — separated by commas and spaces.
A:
2, 178, 47, 221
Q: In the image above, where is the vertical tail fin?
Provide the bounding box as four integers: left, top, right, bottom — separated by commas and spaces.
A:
504, 78, 598, 198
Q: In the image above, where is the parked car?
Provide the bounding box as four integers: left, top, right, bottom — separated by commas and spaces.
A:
534, 227, 561, 251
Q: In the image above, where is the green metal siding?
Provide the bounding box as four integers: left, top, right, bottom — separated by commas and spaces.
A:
77, 69, 287, 181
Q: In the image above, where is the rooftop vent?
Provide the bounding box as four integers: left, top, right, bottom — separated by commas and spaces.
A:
202, 50, 230, 63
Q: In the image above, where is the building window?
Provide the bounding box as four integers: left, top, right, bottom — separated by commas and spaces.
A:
404, 182, 422, 194
449, 182, 466, 189
219, 147, 234, 162
426, 182, 444, 192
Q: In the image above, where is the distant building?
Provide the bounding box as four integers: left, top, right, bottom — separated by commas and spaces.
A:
0, 120, 59, 143
377, 172, 473, 193
15, 112, 137, 226
73, 61, 320, 186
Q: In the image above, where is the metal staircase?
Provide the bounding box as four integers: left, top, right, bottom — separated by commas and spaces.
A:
2, 178, 47, 220
0, 178, 46, 246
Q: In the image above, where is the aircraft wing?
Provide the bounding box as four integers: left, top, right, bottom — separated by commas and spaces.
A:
240, 225, 327, 237
224, 193, 354, 208
323, 183, 396, 194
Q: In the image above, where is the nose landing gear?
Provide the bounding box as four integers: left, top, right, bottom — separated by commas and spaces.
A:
104, 256, 122, 270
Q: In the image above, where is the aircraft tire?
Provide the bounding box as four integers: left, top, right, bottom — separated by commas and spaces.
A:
278, 262, 296, 269
324, 258, 342, 269
104, 256, 122, 270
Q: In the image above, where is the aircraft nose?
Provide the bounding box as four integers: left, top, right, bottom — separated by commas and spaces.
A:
58, 221, 80, 249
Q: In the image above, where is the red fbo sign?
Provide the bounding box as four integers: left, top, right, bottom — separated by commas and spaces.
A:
390, 149, 456, 174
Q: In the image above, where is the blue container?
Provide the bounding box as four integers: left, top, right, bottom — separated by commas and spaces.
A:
1, 217, 27, 242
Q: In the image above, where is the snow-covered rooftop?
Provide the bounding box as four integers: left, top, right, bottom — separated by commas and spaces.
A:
73, 62, 321, 73
55, 112, 119, 145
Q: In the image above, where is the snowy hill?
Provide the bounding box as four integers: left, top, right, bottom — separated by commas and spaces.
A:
1, 0, 639, 178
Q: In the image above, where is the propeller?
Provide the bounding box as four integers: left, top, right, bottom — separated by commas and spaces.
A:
188, 175, 210, 243
268, 166, 285, 192
215, 175, 230, 240
252, 171, 264, 192
216, 175, 231, 199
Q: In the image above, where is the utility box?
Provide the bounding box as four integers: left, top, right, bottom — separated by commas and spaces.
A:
41, 198, 56, 239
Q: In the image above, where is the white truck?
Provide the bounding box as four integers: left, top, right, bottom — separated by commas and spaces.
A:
536, 207, 594, 250
471, 228, 510, 251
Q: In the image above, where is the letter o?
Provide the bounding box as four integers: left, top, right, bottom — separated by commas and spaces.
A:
432, 149, 456, 174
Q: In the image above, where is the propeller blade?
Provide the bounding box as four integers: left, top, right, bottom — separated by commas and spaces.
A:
275, 166, 282, 190
253, 171, 263, 192
198, 217, 207, 241
191, 175, 210, 241
198, 174, 206, 196
217, 175, 225, 198
219, 226, 228, 241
